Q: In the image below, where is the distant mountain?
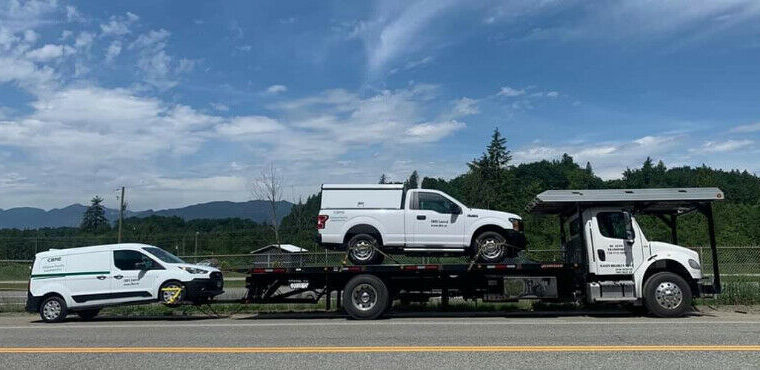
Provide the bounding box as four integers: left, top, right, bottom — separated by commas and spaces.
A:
0, 200, 293, 229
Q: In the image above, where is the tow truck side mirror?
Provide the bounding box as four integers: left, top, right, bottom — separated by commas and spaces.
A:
623, 211, 635, 244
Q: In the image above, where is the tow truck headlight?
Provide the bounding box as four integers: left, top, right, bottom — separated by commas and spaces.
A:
179, 266, 209, 274
688, 259, 701, 270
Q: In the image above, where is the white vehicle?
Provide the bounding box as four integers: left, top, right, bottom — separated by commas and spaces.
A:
26, 243, 224, 323
317, 184, 527, 264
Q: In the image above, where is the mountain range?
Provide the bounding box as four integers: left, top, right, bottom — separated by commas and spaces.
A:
0, 200, 293, 229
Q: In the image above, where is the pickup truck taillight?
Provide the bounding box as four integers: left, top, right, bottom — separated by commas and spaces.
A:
317, 215, 329, 229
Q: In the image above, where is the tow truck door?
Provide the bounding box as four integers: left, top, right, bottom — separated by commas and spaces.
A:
589, 209, 642, 275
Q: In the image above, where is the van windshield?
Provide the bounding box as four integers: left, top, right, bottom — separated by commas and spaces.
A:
143, 247, 185, 264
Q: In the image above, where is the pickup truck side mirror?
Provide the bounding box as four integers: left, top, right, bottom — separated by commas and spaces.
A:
623, 212, 635, 244
449, 204, 462, 214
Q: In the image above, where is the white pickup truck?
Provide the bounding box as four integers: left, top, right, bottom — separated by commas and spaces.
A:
317, 184, 526, 264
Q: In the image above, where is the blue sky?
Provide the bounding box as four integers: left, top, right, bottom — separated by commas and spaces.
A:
1, 0, 759, 210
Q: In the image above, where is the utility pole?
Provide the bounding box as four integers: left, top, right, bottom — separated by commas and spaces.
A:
194, 231, 199, 257
118, 186, 125, 244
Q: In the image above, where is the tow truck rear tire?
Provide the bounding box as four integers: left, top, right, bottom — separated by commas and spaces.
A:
643, 272, 692, 318
342, 274, 389, 320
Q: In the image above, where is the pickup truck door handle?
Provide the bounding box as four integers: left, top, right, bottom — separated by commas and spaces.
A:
96, 275, 107, 280
113, 275, 124, 280
417, 215, 426, 220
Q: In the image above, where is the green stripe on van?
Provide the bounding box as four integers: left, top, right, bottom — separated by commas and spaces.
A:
30, 271, 110, 279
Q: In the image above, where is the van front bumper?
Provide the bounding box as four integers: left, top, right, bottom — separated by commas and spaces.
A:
185, 277, 224, 301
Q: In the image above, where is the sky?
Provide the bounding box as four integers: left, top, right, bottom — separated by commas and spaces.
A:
1, 0, 759, 211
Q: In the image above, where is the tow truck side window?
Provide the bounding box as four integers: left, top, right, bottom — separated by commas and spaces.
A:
597, 212, 627, 239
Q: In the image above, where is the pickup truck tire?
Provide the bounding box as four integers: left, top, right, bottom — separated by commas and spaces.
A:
643, 272, 692, 318
347, 234, 384, 265
474, 231, 508, 263
342, 274, 389, 320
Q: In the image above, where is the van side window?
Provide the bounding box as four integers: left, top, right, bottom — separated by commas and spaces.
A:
114, 250, 162, 270
415, 192, 455, 214
597, 212, 627, 239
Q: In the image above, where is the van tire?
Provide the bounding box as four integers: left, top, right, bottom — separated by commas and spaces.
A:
643, 272, 692, 317
159, 281, 185, 306
346, 234, 384, 265
77, 309, 100, 320
40, 295, 67, 323
342, 274, 389, 320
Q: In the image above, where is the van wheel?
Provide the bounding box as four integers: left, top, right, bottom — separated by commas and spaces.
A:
347, 234, 384, 265
643, 272, 692, 317
474, 231, 508, 263
160, 281, 185, 306
77, 309, 100, 320
40, 296, 67, 323
342, 274, 389, 320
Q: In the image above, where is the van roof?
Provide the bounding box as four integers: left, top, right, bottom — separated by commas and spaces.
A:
322, 184, 404, 190
35, 243, 155, 257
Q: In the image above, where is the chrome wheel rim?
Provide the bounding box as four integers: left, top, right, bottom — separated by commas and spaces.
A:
161, 283, 182, 303
480, 237, 504, 260
350, 239, 375, 262
42, 300, 62, 321
352, 283, 377, 311
655, 281, 683, 310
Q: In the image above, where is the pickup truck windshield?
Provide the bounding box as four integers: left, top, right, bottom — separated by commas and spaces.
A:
143, 247, 185, 264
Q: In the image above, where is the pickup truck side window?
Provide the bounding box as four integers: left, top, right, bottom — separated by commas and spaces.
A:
114, 250, 162, 271
596, 212, 627, 239
415, 192, 455, 214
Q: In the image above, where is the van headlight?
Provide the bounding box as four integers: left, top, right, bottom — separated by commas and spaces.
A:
179, 266, 208, 274
688, 259, 701, 270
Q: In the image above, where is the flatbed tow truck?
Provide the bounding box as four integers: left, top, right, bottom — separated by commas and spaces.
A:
233, 188, 724, 319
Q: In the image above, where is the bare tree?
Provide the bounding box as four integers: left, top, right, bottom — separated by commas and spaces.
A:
251, 163, 284, 245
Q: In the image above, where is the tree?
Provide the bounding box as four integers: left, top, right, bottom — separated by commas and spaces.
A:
80, 196, 110, 233
404, 170, 419, 189
585, 161, 594, 175
378, 174, 388, 184
470, 128, 512, 172
251, 163, 284, 245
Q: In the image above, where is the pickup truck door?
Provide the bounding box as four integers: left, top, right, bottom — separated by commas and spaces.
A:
408, 191, 466, 248
589, 210, 642, 275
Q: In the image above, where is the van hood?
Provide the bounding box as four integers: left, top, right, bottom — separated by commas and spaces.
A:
168, 263, 221, 273
649, 241, 699, 260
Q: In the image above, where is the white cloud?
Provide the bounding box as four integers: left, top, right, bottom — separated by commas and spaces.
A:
210, 103, 229, 112
25, 44, 64, 61
730, 122, 760, 133
100, 12, 140, 36
403, 120, 466, 143
74, 31, 94, 48
497, 86, 525, 97
546, 91, 559, 98
702, 139, 753, 153
450, 97, 479, 117
266, 84, 288, 94
129, 29, 189, 88
65, 5, 84, 22
105, 40, 122, 62
215, 116, 284, 138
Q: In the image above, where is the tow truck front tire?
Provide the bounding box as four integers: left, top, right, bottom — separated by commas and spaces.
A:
643, 272, 692, 318
343, 274, 389, 320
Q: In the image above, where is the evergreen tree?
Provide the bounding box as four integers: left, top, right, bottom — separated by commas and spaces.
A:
378, 174, 388, 184
470, 128, 512, 172
405, 171, 419, 189
585, 161, 594, 175
80, 196, 110, 233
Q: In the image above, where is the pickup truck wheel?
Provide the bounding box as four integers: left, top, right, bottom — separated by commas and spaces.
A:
474, 231, 507, 263
40, 295, 67, 323
342, 274, 389, 320
347, 234, 384, 265
643, 272, 692, 317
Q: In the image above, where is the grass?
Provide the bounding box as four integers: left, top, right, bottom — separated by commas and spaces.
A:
0, 263, 31, 281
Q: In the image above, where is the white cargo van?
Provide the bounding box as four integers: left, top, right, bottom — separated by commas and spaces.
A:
26, 243, 224, 322
317, 184, 526, 264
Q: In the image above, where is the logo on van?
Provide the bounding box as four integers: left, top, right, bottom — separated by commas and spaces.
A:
46, 257, 62, 263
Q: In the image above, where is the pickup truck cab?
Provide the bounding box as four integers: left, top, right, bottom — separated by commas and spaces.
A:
26, 243, 224, 322
317, 184, 526, 264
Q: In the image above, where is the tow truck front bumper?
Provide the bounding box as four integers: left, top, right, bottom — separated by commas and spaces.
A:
698, 277, 720, 297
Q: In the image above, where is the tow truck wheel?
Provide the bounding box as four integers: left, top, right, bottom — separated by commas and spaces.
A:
342, 274, 389, 320
347, 234, 384, 265
77, 309, 100, 320
643, 272, 692, 317
474, 231, 508, 263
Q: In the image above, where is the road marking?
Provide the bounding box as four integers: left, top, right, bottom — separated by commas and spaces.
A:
0, 345, 759, 353
1, 319, 760, 330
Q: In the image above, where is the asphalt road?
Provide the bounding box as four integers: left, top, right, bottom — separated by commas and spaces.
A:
1, 311, 760, 369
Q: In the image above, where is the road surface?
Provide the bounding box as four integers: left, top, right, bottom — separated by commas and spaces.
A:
1, 311, 759, 369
